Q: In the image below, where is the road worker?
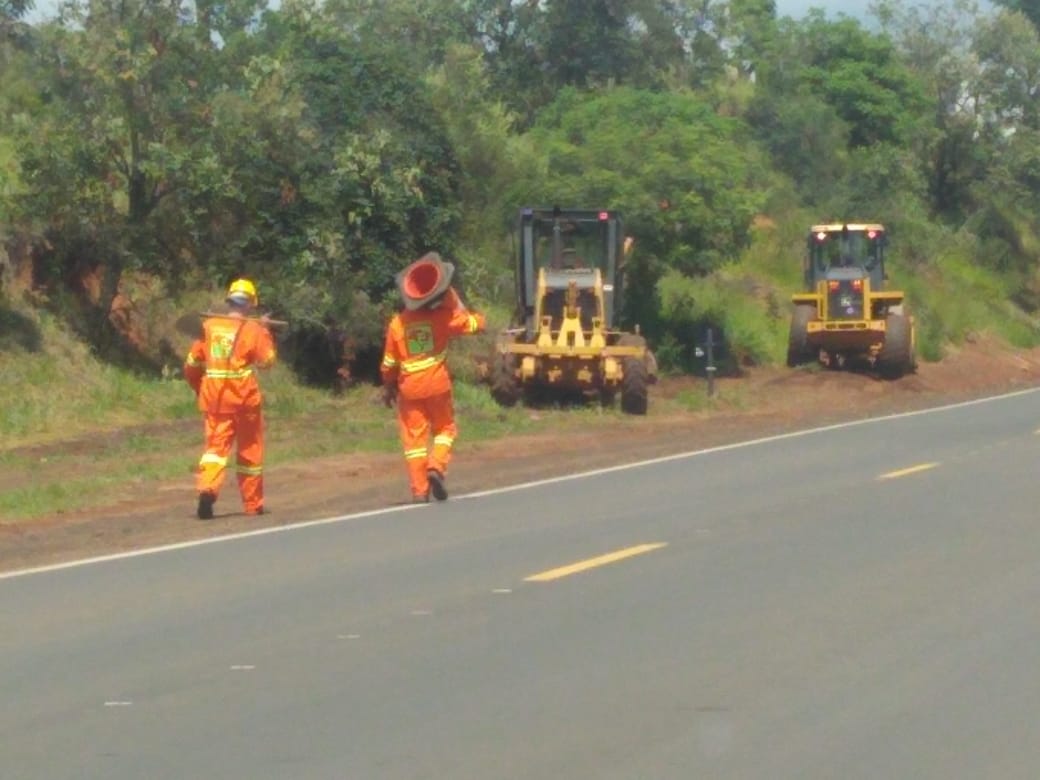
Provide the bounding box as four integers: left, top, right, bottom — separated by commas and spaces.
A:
183, 278, 277, 519
380, 252, 486, 503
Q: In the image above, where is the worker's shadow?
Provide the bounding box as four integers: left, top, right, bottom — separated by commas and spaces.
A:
193, 509, 270, 521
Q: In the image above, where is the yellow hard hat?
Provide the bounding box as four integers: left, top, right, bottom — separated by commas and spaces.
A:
226, 278, 258, 307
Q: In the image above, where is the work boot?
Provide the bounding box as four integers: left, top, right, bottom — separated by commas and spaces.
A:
245, 506, 265, 516
197, 492, 216, 520
427, 469, 448, 502
412, 493, 429, 504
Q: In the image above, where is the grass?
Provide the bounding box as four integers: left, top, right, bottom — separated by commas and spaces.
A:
0, 307, 203, 444
665, 210, 1040, 371
5, 217, 1040, 521
0, 373, 664, 522
0, 300, 682, 521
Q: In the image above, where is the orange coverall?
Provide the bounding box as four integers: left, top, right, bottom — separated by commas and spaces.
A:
380, 289, 486, 499
183, 315, 276, 514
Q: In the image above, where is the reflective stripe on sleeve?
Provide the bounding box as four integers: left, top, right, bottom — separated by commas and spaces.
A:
200, 453, 228, 467
433, 435, 454, 448
404, 447, 428, 460
236, 464, 263, 476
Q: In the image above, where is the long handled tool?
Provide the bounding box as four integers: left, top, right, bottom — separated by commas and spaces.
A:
174, 311, 289, 338
199, 312, 289, 327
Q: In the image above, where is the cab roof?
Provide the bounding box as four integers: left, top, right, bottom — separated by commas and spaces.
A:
809, 223, 886, 233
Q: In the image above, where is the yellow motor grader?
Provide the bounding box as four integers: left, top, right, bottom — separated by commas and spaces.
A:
787, 222, 916, 378
488, 207, 656, 413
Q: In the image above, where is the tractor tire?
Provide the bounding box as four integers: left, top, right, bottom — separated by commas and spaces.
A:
617, 332, 658, 386
786, 304, 816, 367
620, 356, 649, 415
877, 313, 915, 379
617, 332, 647, 349
490, 354, 522, 407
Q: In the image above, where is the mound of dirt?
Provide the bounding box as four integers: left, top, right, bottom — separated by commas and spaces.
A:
3, 337, 1040, 573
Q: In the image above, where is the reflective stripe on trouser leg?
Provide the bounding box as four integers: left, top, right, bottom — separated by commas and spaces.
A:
235, 408, 265, 513
405, 450, 429, 498
197, 414, 236, 497
398, 394, 432, 497
426, 391, 457, 476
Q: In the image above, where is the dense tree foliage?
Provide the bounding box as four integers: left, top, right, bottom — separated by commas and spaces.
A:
1, 0, 1039, 378
993, 0, 1040, 29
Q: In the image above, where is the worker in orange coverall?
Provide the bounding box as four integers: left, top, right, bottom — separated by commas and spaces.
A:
183, 278, 277, 519
380, 252, 486, 503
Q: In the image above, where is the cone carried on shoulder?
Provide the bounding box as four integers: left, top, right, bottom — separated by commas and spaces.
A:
395, 252, 456, 311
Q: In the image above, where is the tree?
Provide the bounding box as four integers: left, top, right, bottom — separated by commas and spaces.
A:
426, 42, 530, 246
797, 13, 928, 149
749, 11, 930, 217
991, 0, 1040, 30
242, 6, 462, 301
1, 0, 34, 60
183, 4, 466, 380
749, 93, 851, 207
468, 0, 761, 125
512, 86, 766, 333
974, 8, 1040, 132
875, 0, 988, 221
10, 0, 225, 352
321, 0, 474, 70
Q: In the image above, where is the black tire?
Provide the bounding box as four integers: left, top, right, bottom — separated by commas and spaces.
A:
787, 304, 816, 367
615, 332, 650, 413
490, 354, 521, 406
620, 356, 649, 415
877, 313, 914, 379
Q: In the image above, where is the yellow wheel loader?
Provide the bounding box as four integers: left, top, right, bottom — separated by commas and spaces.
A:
489, 207, 657, 413
788, 223, 916, 378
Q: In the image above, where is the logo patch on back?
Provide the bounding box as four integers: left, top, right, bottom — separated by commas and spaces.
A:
209, 329, 236, 360
405, 322, 433, 356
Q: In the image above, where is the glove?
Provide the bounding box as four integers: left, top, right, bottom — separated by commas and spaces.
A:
381, 383, 398, 408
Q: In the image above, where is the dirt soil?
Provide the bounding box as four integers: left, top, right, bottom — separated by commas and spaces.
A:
4, 335, 1040, 574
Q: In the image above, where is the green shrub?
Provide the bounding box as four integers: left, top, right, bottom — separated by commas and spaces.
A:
656, 269, 787, 373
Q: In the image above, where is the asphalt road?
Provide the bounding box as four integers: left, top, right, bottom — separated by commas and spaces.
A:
3, 389, 1040, 779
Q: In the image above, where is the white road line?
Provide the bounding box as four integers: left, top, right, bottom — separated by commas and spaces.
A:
2, 386, 1038, 582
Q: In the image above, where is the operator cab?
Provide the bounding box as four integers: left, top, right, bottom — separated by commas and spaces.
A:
806, 223, 886, 291
533, 219, 604, 273
516, 207, 625, 334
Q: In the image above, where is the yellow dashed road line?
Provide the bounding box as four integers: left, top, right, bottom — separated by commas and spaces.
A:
878, 462, 940, 480
525, 543, 668, 583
